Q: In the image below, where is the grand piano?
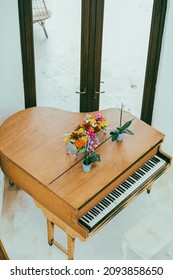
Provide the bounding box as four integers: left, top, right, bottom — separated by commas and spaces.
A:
0, 107, 171, 259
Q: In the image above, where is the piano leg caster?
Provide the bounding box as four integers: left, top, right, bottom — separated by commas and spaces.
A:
48, 239, 53, 246
9, 181, 14, 186
146, 184, 152, 194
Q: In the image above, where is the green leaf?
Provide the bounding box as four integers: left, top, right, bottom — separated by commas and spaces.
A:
88, 152, 101, 163
120, 119, 133, 131
83, 152, 101, 164
110, 130, 116, 135
110, 119, 134, 141
111, 133, 119, 141
125, 129, 134, 135
110, 130, 119, 141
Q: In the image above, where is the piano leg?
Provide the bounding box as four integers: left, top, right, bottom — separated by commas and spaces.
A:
47, 219, 54, 245
47, 218, 75, 260
34, 201, 79, 259
68, 236, 75, 260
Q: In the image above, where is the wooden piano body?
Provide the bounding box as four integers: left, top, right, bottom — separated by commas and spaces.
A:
0, 107, 171, 259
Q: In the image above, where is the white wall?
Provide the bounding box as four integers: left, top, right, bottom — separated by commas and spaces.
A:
0, 0, 24, 234
0, 0, 24, 125
152, 0, 173, 156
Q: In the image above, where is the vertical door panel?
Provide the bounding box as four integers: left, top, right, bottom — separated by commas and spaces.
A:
100, 0, 153, 118
34, 0, 81, 112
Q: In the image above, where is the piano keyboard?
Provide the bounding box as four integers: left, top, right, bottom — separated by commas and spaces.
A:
79, 154, 167, 232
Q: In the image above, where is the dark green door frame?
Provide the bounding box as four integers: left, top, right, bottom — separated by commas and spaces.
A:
18, 0, 37, 108
80, 0, 104, 112
140, 0, 167, 124
18, 0, 167, 124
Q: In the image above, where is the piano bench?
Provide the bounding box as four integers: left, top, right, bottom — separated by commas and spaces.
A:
122, 213, 173, 259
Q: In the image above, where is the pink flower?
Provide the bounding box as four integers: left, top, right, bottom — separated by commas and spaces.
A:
94, 113, 103, 121
86, 130, 96, 139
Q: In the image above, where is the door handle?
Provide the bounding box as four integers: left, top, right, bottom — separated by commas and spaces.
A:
75, 87, 86, 95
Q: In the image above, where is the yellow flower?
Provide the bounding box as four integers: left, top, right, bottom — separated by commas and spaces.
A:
82, 135, 88, 143
90, 118, 96, 125
64, 135, 70, 143
100, 120, 108, 127
78, 127, 85, 134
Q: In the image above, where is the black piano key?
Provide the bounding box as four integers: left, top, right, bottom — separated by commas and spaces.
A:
150, 156, 160, 164
123, 180, 131, 187
117, 186, 125, 193
103, 197, 111, 205
147, 161, 154, 167
90, 209, 98, 216
111, 190, 120, 198
121, 182, 130, 189
145, 162, 153, 169
119, 185, 128, 192
109, 193, 117, 201
96, 204, 104, 211
93, 207, 100, 214
127, 177, 135, 184
120, 185, 127, 192
85, 213, 94, 220
136, 169, 145, 176
107, 194, 115, 202
82, 216, 90, 224
105, 196, 113, 203
100, 200, 109, 207
141, 165, 150, 172
131, 173, 140, 180
115, 189, 123, 195
145, 164, 151, 170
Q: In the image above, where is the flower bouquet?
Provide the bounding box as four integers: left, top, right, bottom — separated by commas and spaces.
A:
64, 114, 108, 170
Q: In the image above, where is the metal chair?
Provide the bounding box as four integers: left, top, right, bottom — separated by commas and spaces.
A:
32, 0, 51, 38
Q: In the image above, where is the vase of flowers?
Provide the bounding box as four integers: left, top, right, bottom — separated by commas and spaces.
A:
110, 103, 134, 142
64, 113, 108, 172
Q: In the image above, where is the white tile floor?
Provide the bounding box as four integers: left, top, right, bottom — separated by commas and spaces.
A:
1, 165, 173, 260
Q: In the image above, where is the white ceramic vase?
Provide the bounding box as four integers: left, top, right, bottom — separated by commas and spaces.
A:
82, 162, 92, 172
117, 133, 124, 141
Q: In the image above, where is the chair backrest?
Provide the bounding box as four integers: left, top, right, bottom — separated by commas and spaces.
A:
32, 0, 50, 23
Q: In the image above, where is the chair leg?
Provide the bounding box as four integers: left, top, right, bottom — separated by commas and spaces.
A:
40, 21, 48, 38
